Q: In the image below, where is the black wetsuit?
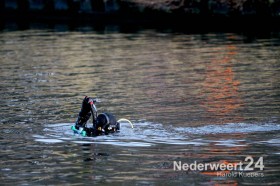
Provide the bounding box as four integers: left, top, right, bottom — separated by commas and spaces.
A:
75, 96, 120, 136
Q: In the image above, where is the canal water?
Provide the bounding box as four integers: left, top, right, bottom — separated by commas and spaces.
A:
0, 23, 280, 185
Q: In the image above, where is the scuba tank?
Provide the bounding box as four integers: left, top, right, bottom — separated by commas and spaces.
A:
89, 99, 120, 136
95, 113, 120, 134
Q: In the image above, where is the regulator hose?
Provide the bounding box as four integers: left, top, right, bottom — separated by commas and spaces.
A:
117, 118, 134, 129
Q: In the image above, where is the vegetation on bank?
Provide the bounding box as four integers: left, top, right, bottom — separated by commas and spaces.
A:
123, 0, 280, 17
1, 0, 280, 19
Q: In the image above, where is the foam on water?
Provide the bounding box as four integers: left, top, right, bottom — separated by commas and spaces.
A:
34, 121, 280, 147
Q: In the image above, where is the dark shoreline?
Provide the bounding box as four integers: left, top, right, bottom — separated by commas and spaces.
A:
2, 14, 280, 33
1, 0, 280, 32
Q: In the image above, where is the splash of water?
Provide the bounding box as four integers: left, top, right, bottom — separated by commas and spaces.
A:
34, 121, 280, 147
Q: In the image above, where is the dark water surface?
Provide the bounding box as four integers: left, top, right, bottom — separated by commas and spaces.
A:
0, 24, 280, 185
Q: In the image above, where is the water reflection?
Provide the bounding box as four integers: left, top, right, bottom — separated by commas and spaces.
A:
203, 44, 242, 123
0, 26, 280, 185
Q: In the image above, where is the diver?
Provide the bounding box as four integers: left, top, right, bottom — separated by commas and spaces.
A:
73, 96, 120, 136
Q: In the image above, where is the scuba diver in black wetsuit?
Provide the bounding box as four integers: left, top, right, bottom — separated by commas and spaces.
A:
73, 96, 120, 136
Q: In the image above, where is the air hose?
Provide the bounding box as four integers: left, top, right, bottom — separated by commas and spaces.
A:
117, 118, 134, 128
